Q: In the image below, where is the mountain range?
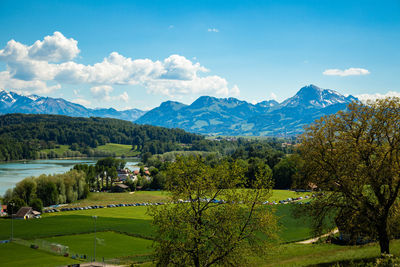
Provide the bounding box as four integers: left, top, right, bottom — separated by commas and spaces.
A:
136, 84, 358, 136
0, 84, 358, 136
0, 89, 145, 122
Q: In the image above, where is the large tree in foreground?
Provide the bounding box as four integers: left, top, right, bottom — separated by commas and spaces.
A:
149, 156, 278, 266
298, 98, 400, 254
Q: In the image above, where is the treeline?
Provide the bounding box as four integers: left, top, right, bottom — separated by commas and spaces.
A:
144, 139, 300, 190
74, 157, 126, 191
0, 113, 202, 161
2, 170, 88, 212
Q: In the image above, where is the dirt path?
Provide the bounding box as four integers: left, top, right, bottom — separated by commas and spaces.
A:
297, 228, 339, 244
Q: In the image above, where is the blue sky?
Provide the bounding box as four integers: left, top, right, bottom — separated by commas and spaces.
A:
0, 0, 399, 110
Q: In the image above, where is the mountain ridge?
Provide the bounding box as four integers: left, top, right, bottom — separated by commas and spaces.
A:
0, 89, 146, 121
136, 84, 359, 136
1, 84, 358, 136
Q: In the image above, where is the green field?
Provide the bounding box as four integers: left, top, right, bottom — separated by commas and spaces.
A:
40, 143, 140, 157
43, 231, 153, 260
0, 242, 80, 267
96, 143, 140, 157
1, 190, 396, 266
260, 240, 400, 267
41, 145, 70, 155
66, 191, 170, 207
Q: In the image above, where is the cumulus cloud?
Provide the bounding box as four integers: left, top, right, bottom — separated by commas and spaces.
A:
323, 68, 370, 76
72, 98, 91, 106
208, 28, 219, 33
230, 85, 240, 97
0, 32, 237, 98
90, 85, 129, 103
356, 91, 400, 103
0, 71, 60, 94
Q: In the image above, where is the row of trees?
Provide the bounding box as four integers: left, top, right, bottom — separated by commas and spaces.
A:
74, 157, 126, 191
2, 170, 89, 212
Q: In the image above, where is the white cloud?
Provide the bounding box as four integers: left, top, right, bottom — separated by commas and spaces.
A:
72, 98, 91, 106
323, 68, 370, 77
230, 85, 240, 97
0, 32, 237, 98
90, 85, 129, 103
90, 85, 114, 100
356, 91, 400, 103
118, 91, 129, 103
28, 31, 80, 62
0, 71, 60, 94
208, 28, 219, 33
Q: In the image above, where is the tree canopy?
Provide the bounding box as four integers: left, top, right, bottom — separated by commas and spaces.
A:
149, 156, 278, 266
297, 98, 400, 254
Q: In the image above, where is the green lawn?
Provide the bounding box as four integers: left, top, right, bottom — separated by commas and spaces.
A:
259, 240, 400, 266
0, 204, 315, 243
96, 143, 139, 157
0, 242, 80, 267
269, 190, 311, 202
66, 191, 170, 207
41, 145, 70, 155
43, 231, 153, 261
0, 212, 154, 240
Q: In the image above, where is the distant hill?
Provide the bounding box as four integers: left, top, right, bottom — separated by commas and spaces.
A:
136, 85, 358, 136
0, 113, 202, 161
0, 89, 146, 121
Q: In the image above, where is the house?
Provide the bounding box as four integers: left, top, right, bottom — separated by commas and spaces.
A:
117, 169, 131, 181
15, 207, 41, 219
112, 183, 129, 193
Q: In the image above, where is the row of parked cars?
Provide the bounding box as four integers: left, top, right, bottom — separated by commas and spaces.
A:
44, 202, 165, 213
264, 195, 311, 205
44, 194, 314, 213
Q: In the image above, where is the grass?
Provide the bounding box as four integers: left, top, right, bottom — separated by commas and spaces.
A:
43, 231, 153, 261
268, 189, 311, 202
0, 242, 81, 267
0, 212, 154, 240
40, 145, 70, 155
0, 205, 315, 243
259, 240, 400, 266
96, 143, 140, 157
275, 204, 316, 243
66, 191, 170, 207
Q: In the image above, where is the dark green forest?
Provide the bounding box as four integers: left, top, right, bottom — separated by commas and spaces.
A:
0, 113, 202, 161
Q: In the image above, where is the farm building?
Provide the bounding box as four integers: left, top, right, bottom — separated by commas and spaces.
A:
14, 207, 41, 219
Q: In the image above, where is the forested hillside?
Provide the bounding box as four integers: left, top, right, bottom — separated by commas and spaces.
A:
0, 113, 202, 161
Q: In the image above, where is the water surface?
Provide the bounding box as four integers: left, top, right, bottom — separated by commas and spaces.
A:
0, 158, 139, 196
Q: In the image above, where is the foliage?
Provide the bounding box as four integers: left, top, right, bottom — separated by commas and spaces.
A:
4, 170, 88, 207
7, 197, 26, 214
0, 113, 202, 161
297, 98, 400, 254
149, 156, 278, 266
272, 155, 298, 189
29, 198, 43, 212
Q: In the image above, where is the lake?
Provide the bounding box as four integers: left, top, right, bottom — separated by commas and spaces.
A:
0, 158, 139, 196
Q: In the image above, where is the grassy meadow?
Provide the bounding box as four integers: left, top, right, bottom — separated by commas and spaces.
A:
0, 189, 396, 266
95, 143, 140, 157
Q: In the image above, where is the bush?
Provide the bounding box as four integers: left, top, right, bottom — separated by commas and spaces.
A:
30, 198, 43, 212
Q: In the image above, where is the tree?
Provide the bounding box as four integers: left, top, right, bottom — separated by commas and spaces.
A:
272, 156, 297, 189
30, 198, 43, 212
297, 98, 400, 254
149, 156, 278, 266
